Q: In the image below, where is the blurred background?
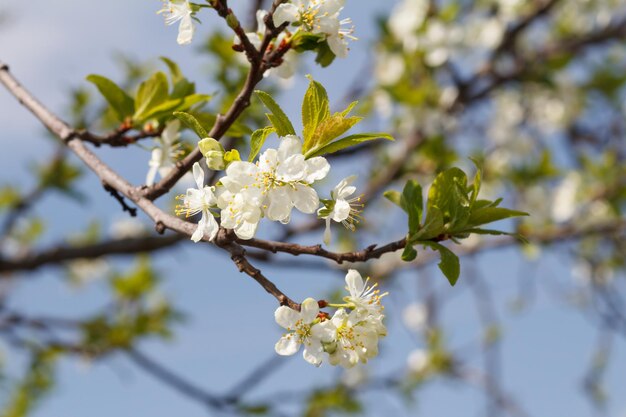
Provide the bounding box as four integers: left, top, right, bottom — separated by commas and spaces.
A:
0, 1, 625, 416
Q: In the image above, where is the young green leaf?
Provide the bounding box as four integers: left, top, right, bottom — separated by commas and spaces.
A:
255, 91, 296, 137
86, 74, 135, 122
249, 127, 276, 162
422, 241, 460, 286
302, 76, 331, 149
401, 180, 423, 235
305, 133, 394, 158
159, 56, 184, 84
173, 111, 208, 138
133, 72, 169, 122
139, 94, 210, 122
383, 190, 403, 211
412, 206, 445, 241
402, 244, 418, 262
467, 207, 529, 228
315, 40, 337, 67
427, 168, 471, 231
311, 115, 362, 152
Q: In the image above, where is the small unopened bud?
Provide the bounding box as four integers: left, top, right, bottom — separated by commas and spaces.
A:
226, 13, 239, 30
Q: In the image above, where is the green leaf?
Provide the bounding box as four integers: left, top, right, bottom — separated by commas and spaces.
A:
315, 40, 337, 67
401, 244, 418, 262
249, 127, 276, 162
111, 258, 157, 301
401, 180, 423, 235
422, 242, 460, 286
306, 133, 394, 158
306, 115, 363, 156
255, 91, 296, 136
192, 113, 252, 138
383, 190, 403, 210
133, 72, 169, 122
173, 111, 208, 138
469, 158, 482, 207
412, 206, 444, 241
302, 76, 331, 149
427, 168, 471, 231
462, 228, 529, 243
139, 94, 211, 122
86, 74, 135, 122
340, 101, 358, 117
467, 207, 529, 228
160, 56, 184, 84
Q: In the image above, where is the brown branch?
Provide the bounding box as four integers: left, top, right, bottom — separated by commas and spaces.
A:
238, 236, 408, 264
103, 183, 137, 217
78, 127, 162, 148
0, 60, 300, 309
142, 1, 289, 201
216, 230, 299, 310
0, 234, 184, 273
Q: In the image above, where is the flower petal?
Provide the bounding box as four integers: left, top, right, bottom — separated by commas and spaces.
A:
192, 162, 204, 189
275, 305, 300, 328
177, 15, 195, 45
266, 187, 293, 222
278, 135, 303, 161
275, 335, 299, 356
305, 157, 330, 183
273, 3, 299, 26
300, 298, 320, 323
292, 184, 319, 214
345, 269, 364, 297
203, 211, 219, 242
191, 216, 206, 242
323, 217, 332, 245
303, 344, 324, 367
331, 199, 351, 222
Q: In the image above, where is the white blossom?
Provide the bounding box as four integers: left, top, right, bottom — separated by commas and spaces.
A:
402, 303, 428, 332
158, 0, 195, 45
344, 269, 386, 316
407, 349, 429, 373
218, 136, 329, 236
388, 0, 428, 51
146, 120, 183, 186
325, 308, 385, 368
273, 0, 355, 58
176, 163, 219, 242
274, 298, 334, 366
318, 176, 362, 245
551, 172, 581, 223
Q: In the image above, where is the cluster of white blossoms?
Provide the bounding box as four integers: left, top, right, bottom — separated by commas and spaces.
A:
274, 0, 356, 58
158, 0, 195, 45
176, 135, 361, 243
274, 270, 387, 368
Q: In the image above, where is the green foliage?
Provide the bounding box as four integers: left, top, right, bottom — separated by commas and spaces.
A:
254, 90, 296, 137
174, 111, 208, 138
249, 126, 276, 162
36, 158, 83, 199
111, 257, 158, 301
304, 386, 362, 417
0, 186, 20, 210
387, 165, 528, 285
1, 350, 57, 417
88, 59, 211, 129
86, 74, 135, 122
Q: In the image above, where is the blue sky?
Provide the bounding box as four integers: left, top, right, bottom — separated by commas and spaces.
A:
1, 1, 625, 417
